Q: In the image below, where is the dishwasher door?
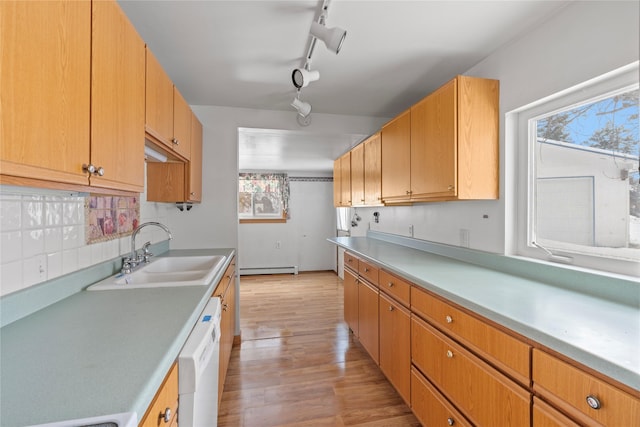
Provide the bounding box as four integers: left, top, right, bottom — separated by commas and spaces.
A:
178, 297, 221, 427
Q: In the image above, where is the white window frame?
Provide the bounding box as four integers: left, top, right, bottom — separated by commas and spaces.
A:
509, 62, 639, 277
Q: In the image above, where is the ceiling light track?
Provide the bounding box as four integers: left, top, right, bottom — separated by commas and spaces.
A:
290, 0, 347, 126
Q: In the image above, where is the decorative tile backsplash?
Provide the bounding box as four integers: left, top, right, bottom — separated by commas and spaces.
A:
86, 195, 139, 244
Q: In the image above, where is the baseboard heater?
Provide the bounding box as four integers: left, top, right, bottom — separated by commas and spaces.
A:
240, 266, 299, 276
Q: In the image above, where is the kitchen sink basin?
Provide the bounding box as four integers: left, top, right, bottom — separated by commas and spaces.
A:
87, 255, 226, 291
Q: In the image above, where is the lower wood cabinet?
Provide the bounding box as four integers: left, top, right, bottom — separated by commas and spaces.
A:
411, 315, 531, 426
139, 362, 178, 427
533, 396, 581, 427
358, 278, 379, 364
343, 267, 359, 336
213, 256, 236, 406
533, 349, 640, 426
379, 292, 411, 405
411, 366, 472, 427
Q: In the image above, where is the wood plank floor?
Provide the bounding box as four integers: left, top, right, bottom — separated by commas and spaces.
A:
217, 271, 421, 427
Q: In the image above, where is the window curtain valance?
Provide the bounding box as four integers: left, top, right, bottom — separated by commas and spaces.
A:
238, 173, 290, 218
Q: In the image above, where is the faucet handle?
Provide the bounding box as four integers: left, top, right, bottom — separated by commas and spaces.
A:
141, 241, 153, 263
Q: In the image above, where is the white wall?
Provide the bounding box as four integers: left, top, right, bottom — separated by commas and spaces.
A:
351, 1, 640, 255
158, 106, 387, 260
238, 175, 337, 273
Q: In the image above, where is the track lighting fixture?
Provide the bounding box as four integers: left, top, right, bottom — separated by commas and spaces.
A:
290, 0, 346, 125
310, 21, 347, 55
291, 96, 312, 118
292, 67, 320, 89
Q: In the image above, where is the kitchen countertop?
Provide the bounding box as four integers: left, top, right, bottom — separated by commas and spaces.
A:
0, 248, 235, 427
329, 236, 640, 393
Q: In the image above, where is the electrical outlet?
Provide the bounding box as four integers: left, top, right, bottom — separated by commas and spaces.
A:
409, 225, 414, 237
276, 241, 281, 249
460, 229, 470, 248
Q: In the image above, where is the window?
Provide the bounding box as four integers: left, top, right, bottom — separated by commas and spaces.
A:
512, 63, 639, 276
238, 173, 290, 223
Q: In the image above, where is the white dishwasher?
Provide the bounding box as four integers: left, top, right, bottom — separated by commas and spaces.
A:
179, 297, 222, 427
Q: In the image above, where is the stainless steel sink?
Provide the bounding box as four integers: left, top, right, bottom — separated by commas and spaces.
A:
87, 255, 226, 291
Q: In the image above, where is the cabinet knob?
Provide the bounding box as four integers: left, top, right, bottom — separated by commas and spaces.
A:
446, 350, 454, 358
361, 198, 365, 202
172, 138, 180, 145
445, 315, 453, 324
82, 164, 105, 177
161, 407, 171, 423
448, 185, 454, 191
447, 417, 455, 426
190, 192, 195, 196
387, 282, 394, 287
586, 395, 601, 410
388, 306, 394, 312
364, 267, 369, 272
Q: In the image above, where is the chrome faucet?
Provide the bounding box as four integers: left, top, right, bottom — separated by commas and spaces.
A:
122, 222, 172, 273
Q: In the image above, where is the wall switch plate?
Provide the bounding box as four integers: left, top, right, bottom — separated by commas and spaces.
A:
275, 241, 281, 249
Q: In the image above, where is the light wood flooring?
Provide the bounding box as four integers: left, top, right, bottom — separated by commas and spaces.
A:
217, 271, 420, 427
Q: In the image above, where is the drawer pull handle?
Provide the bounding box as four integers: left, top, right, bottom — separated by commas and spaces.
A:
161, 407, 171, 423
364, 267, 369, 272
445, 315, 453, 324
388, 282, 394, 287
586, 395, 601, 410
447, 417, 455, 426
388, 306, 394, 312
446, 350, 454, 358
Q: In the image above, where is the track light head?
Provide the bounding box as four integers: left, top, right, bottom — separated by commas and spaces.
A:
292, 68, 320, 89
310, 21, 346, 54
291, 96, 312, 117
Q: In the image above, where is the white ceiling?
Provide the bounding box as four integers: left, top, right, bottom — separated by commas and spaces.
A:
119, 0, 570, 172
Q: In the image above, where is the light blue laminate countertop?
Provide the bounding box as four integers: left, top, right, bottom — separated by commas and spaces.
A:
329, 236, 640, 392
0, 248, 235, 427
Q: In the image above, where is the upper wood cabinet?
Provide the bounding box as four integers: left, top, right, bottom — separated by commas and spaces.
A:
1, 0, 145, 193
90, 0, 145, 193
145, 48, 174, 149
147, 111, 202, 203
381, 109, 411, 202
1, 0, 91, 187
351, 143, 365, 206
144, 48, 192, 161
410, 75, 499, 201
333, 152, 352, 207
363, 132, 382, 205
350, 133, 382, 207
187, 113, 203, 202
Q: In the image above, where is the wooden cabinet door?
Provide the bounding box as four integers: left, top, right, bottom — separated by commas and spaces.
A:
1, 0, 90, 186
358, 279, 379, 364
363, 132, 382, 205
333, 159, 342, 207
187, 113, 203, 202
90, 0, 145, 192
381, 110, 411, 201
343, 268, 359, 336
351, 143, 365, 206
412, 367, 472, 427
172, 87, 192, 160
411, 79, 457, 198
340, 152, 351, 206
145, 48, 174, 148
379, 292, 410, 404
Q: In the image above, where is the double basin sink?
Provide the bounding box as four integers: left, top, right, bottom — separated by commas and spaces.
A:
87, 255, 227, 291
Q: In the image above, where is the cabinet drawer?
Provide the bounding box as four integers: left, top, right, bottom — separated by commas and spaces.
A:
411, 366, 472, 427
533, 349, 640, 426
139, 362, 178, 427
379, 270, 410, 307
411, 315, 531, 426
344, 252, 359, 272
411, 286, 530, 385
358, 259, 379, 286
533, 397, 580, 427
